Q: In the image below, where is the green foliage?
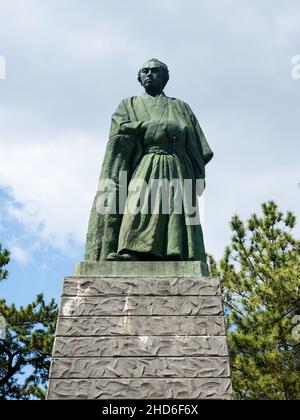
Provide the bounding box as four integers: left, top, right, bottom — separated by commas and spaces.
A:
0, 244, 10, 282
0, 294, 58, 399
0, 243, 58, 399
208, 201, 300, 400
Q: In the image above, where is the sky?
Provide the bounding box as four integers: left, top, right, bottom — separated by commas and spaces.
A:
0, 0, 299, 306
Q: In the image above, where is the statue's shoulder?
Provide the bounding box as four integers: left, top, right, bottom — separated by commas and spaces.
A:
117, 96, 139, 109
122, 96, 139, 102
167, 97, 193, 114
167, 96, 189, 107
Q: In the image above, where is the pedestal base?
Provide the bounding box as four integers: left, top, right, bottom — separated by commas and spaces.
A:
47, 262, 232, 399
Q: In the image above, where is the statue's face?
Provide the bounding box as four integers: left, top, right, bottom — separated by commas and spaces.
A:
139, 61, 165, 94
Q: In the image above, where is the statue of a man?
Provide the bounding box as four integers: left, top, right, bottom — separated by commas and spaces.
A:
85, 59, 213, 264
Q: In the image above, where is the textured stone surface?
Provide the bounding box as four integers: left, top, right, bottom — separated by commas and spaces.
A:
73, 261, 209, 277
60, 296, 222, 317
53, 336, 228, 358
50, 357, 230, 379
56, 316, 225, 337
63, 276, 220, 296
47, 273, 232, 400
48, 378, 232, 400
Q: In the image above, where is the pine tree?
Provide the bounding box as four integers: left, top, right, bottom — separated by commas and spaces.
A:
0, 244, 58, 399
208, 201, 300, 400
0, 244, 9, 282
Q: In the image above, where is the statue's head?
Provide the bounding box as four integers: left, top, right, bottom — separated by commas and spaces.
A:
138, 59, 169, 94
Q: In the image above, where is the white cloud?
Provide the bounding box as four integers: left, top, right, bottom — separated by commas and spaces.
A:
0, 0, 299, 262
0, 132, 104, 251
8, 243, 32, 265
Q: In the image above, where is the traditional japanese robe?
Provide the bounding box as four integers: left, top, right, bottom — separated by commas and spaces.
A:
85, 92, 213, 262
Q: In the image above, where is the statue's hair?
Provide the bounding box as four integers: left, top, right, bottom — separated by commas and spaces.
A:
137, 58, 169, 88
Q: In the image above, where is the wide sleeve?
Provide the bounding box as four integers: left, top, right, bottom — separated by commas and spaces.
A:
85, 98, 144, 261
181, 103, 213, 182
186, 104, 213, 165
110, 99, 146, 137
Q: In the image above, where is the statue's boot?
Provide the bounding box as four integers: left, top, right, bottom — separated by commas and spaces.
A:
106, 252, 139, 261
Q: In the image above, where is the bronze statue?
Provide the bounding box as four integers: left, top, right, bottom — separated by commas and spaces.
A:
85, 59, 213, 263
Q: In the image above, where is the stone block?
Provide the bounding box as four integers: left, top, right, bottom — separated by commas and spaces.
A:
63, 276, 221, 296
50, 357, 230, 379
47, 267, 232, 400
56, 316, 225, 337
53, 336, 228, 358
48, 378, 232, 400
59, 296, 223, 317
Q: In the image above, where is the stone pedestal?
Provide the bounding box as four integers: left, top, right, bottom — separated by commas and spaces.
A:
47, 262, 232, 399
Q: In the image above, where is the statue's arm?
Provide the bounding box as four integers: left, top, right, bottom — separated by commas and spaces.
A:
110, 99, 146, 137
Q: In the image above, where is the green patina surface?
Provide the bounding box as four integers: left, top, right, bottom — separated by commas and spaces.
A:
73, 261, 209, 277
84, 59, 213, 267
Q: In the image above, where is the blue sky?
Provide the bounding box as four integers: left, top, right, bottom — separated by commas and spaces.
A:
0, 0, 299, 306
